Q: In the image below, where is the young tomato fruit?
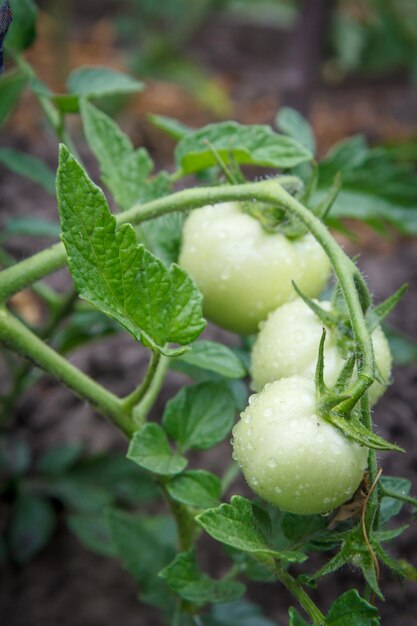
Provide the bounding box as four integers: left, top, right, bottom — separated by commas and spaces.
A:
232, 376, 368, 515
179, 202, 331, 334
251, 297, 392, 405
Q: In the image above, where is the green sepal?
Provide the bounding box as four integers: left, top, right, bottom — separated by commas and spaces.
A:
324, 411, 404, 453
366, 284, 408, 333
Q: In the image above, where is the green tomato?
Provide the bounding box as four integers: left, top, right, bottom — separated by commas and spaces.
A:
251, 298, 392, 406
232, 376, 368, 515
179, 202, 331, 334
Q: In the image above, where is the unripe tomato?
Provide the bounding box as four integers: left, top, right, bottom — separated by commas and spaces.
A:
232, 376, 368, 515
179, 202, 331, 334
251, 298, 392, 406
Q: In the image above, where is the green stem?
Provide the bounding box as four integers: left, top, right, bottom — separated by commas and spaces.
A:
0, 310, 132, 436
221, 462, 240, 495
132, 355, 170, 426
381, 488, 417, 509
0, 289, 78, 426
274, 564, 326, 625
0, 178, 376, 430
122, 350, 161, 412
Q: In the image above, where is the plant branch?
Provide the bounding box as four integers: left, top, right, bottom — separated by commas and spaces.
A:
122, 350, 162, 412
274, 564, 326, 625
131, 355, 170, 426
0, 309, 133, 436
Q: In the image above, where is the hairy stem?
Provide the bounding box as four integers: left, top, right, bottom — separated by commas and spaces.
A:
274, 564, 326, 625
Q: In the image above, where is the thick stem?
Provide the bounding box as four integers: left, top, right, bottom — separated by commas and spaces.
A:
0, 310, 133, 436
274, 564, 326, 625
0, 289, 78, 425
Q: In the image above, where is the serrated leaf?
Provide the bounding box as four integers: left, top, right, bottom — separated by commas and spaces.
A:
176, 340, 247, 379
0, 70, 27, 126
128, 423, 187, 476
162, 382, 236, 452
325, 412, 404, 452
7, 0, 37, 52
166, 470, 221, 509
9, 492, 55, 564
148, 114, 191, 140
67, 66, 144, 99
0, 149, 56, 193
160, 550, 245, 605
67, 512, 116, 558
37, 443, 83, 475
175, 121, 312, 175
275, 107, 316, 154
80, 99, 160, 210
57, 145, 205, 355
327, 590, 380, 625
196, 496, 306, 562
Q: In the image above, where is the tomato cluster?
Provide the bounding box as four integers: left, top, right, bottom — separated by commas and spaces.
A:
180, 202, 391, 515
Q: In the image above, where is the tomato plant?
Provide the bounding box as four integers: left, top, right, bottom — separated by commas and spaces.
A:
1, 8, 417, 624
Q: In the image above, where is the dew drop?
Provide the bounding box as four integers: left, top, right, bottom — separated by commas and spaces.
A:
267, 459, 277, 469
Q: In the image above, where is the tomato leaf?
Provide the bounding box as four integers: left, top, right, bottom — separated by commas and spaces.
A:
108, 509, 176, 610
275, 107, 316, 155
0, 149, 56, 194
196, 496, 306, 563
80, 99, 167, 210
175, 340, 247, 379
9, 492, 56, 564
317, 136, 417, 235
162, 381, 236, 452
7, 0, 37, 52
67, 66, 144, 99
204, 600, 278, 626
379, 475, 412, 524
175, 121, 312, 175
166, 470, 221, 509
57, 145, 206, 355
0, 69, 27, 126
326, 589, 380, 625
159, 550, 245, 605
37, 443, 83, 475
148, 114, 191, 140
127, 423, 187, 476
67, 512, 116, 558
